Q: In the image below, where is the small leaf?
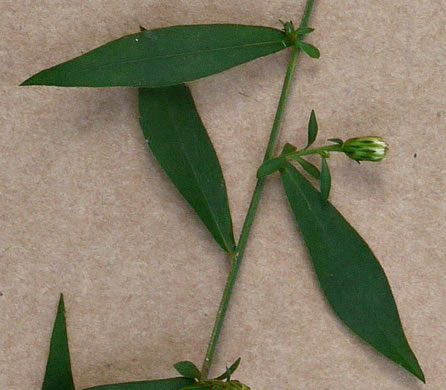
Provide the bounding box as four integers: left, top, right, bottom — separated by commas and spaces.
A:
214, 358, 241, 380
280, 163, 425, 383
296, 27, 314, 36
306, 110, 318, 148
83, 378, 195, 390
42, 294, 75, 390
281, 143, 297, 155
328, 138, 343, 146
257, 156, 287, 178
320, 157, 331, 202
22, 25, 290, 88
294, 156, 320, 180
174, 361, 201, 380
296, 40, 320, 58
139, 85, 236, 254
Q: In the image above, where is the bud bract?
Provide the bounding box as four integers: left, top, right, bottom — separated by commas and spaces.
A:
342, 136, 388, 162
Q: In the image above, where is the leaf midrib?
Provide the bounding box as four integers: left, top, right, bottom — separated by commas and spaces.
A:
167, 101, 234, 254
66, 39, 286, 72
283, 165, 406, 359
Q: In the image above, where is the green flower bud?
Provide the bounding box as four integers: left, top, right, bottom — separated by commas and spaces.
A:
342, 136, 388, 162
224, 380, 250, 390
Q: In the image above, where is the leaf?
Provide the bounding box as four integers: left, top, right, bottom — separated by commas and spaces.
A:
280, 163, 425, 383
296, 27, 315, 36
306, 109, 318, 148
256, 156, 286, 178
174, 361, 201, 380
320, 157, 331, 202
281, 143, 297, 155
296, 40, 320, 58
214, 358, 241, 380
22, 25, 290, 88
139, 85, 235, 254
294, 156, 320, 180
83, 378, 195, 390
179, 385, 212, 390
42, 294, 75, 390
328, 138, 343, 146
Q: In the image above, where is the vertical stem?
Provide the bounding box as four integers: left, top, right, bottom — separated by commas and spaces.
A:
200, 0, 316, 379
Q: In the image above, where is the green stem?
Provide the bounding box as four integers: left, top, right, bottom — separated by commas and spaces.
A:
288, 144, 343, 158
200, 0, 315, 379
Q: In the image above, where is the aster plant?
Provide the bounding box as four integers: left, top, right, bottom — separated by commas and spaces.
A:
21, 1, 424, 388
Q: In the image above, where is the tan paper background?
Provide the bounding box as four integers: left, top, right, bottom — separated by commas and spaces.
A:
1, 1, 445, 389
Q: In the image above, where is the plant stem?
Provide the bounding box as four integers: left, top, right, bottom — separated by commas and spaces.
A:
288, 144, 343, 158
200, 0, 315, 379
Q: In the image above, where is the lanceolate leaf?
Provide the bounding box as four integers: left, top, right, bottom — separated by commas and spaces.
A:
139, 85, 235, 254
306, 110, 318, 148
296, 40, 320, 58
173, 361, 201, 380
42, 294, 75, 390
83, 378, 195, 390
328, 138, 343, 146
214, 358, 241, 380
22, 25, 290, 88
320, 157, 331, 202
280, 163, 425, 383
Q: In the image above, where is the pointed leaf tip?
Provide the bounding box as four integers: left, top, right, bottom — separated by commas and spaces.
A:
320, 157, 331, 202
139, 85, 235, 254
83, 377, 195, 390
42, 294, 75, 390
328, 138, 343, 146
214, 357, 241, 380
306, 109, 318, 148
280, 164, 425, 382
21, 25, 290, 88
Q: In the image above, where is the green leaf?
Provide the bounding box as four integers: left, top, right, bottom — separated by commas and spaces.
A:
83, 378, 195, 390
256, 156, 287, 178
320, 157, 331, 202
296, 27, 315, 36
179, 385, 211, 390
306, 109, 318, 148
214, 358, 241, 381
296, 40, 320, 58
328, 138, 343, 146
294, 156, 320, 180
174, 361, 201, 380
42, 294, 75, 390
22, 25, 290, 88
281, 143, 297, 155
280, 163, 425, 383
139, 85, 235, 254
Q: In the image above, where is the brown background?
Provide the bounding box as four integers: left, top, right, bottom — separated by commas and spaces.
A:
1, 1, 445, 389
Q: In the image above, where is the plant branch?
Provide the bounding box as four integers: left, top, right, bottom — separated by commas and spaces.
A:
200, 0, 316, 379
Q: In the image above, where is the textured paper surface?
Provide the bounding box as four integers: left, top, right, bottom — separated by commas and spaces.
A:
1, 1, 445, 389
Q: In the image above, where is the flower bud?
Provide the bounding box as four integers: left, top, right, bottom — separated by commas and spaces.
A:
342, 136, 388, 162
225, 380, 250, 390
